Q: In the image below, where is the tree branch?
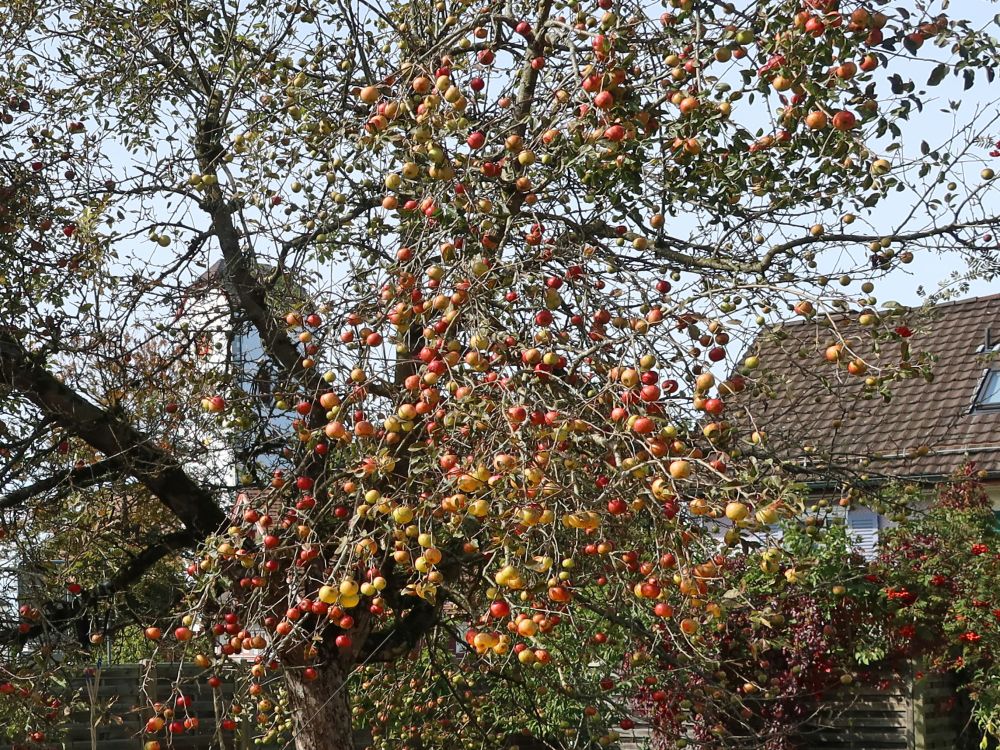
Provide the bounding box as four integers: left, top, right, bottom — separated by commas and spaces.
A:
0, 529, 197, 646
0, 332, 226, 537
194, 98, 319, 385
358, 598, 440, 663
0, 456, 122, 512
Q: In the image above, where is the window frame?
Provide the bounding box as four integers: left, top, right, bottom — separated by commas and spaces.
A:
972, 368, 1000, 412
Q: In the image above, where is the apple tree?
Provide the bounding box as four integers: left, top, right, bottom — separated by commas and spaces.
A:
1, 0, 1000, 748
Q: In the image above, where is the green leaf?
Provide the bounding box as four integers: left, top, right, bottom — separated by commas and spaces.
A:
928, 63, 948, 86
965, 69, 976, 90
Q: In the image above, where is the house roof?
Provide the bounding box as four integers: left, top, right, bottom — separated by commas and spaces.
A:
192, 257, 306, 298
738, 293, 1000, 481
174, 258, 305, 323
194, 258, 229, 286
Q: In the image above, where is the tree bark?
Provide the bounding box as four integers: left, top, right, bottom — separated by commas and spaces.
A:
284, 661, 356, 750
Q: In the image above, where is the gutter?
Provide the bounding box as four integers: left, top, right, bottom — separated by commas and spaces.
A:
799, 470, 1000, 492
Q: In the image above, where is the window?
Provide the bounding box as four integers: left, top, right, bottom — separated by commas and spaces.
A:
973, 369, 1000, 411
846, 506, 882, 559
975, 328, 1000, 354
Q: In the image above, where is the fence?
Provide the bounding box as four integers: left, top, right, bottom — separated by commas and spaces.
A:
0, 662, 980, 750
1, 662, 246, 750
614, 665, 973, 750
804, 668, 971, 750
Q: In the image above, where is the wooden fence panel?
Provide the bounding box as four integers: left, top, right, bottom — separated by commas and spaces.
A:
0, 663, 978, 750
613, 668, 971, 750
803, 670, 969, 750
0, 663, 247, 750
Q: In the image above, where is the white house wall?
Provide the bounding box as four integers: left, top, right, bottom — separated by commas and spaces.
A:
177, 289, 240, 490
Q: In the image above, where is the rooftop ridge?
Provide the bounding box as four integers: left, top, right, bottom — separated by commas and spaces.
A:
772, 291, 1000, 327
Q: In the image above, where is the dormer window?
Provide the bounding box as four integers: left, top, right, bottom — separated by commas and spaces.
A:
976, 327, 1000, 354
973, 369, 1000, 411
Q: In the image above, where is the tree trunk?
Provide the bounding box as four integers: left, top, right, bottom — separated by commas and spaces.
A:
284, 661, 355, 750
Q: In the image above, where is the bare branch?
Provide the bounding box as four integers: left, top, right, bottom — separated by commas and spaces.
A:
0, 332, 225, 537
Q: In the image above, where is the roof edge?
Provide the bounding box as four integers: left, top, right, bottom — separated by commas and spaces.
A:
771, 291, 1000, 328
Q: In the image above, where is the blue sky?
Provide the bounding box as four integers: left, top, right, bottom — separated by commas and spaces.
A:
74, 0, 1000, 315
845, 1, 1000, 305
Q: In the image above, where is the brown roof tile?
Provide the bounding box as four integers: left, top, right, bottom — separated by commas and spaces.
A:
738, 293, 1000, 480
